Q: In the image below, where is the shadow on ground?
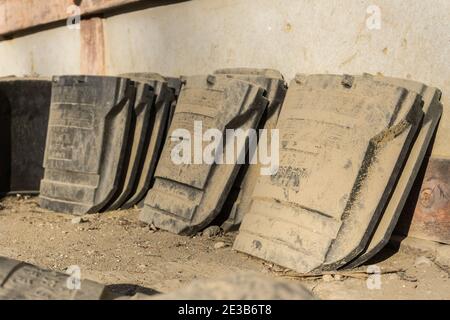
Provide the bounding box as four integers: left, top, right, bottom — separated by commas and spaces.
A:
105, 284, 160, 298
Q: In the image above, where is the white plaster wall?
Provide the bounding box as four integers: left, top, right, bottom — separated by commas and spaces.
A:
104, 0, 450, 156
0, 25, 80, 77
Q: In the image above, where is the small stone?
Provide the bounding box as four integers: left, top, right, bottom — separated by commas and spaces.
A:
436, 245, 450, 269
322, 274, 334, 282
387, 273, 400, 281
202, 226, 222, 238
414, 256, 432, 267
214, 242, 227, 249
71, 217, 87, 224
333, 274, 343, 281
118, 218, 131, 226
138, 222, 148, 228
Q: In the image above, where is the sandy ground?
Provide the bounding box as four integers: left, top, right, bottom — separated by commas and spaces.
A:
0, 196, 449, 300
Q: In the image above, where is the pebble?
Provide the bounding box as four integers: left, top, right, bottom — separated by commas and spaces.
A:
333, 274, 344, 281
388, 273, 400, 281
214, 242, 227, 249
322, 274, 334, 282
71, 217, 87, 224
202, 225, 222, 238
414, 256, 432, 267
118, 218, 131, 226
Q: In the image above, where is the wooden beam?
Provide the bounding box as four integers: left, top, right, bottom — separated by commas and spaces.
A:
0, 0, 144, 37
80, 17, 105, 75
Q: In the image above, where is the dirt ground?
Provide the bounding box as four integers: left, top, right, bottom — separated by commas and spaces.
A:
0, 196, 449, 300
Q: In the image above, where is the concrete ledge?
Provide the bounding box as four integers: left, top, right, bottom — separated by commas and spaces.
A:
390, 235, 450, 270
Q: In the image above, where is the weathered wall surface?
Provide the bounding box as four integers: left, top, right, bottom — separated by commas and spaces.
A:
104, 0, 449, 85
0, 25, 80, 76
0, 0, 448, 154
104, 0, 450, 156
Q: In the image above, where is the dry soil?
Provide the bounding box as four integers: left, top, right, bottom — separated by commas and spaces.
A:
0, 196, 448, 299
